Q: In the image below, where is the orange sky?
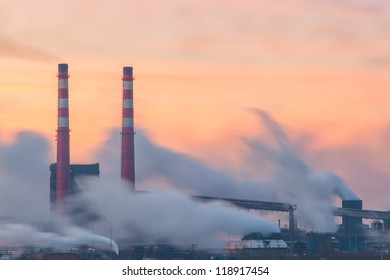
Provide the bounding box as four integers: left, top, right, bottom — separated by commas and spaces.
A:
1, 0, 390, 208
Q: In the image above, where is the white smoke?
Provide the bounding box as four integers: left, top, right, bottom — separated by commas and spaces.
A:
0, 129, 280, 254
245, 109, 359, 202
243, 109, 359, 231
0, 223, 118, 255
68, 177, 279, 249
0, 131, 51, 223
0, 131, 118, 256
96, 109, 359, 232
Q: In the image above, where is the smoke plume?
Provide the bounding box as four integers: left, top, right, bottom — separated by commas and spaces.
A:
96, 109, 359, 232
243, 109, 359, 230
0, 131, 118, 255
0, 223, 118, 255
69, 177, 279, 249
0, 109, 361, 254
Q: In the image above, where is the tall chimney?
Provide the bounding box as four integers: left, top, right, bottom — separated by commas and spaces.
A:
56, 63, 71, 212
121, 66, 135, 188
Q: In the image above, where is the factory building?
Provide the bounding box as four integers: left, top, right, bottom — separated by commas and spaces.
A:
49, 163, 100, 210
337, 200, 368, 251
239, 232, 289, 259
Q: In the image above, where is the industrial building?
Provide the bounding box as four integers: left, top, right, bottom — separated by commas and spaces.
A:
49, 163, 100, 210
337, 200, 366, 251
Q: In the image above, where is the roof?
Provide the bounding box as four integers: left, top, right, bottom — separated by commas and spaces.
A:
240, 239, 288, 249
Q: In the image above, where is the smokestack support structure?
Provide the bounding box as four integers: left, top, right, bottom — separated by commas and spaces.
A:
56, 63, 71, 212
121, 66, 135, 189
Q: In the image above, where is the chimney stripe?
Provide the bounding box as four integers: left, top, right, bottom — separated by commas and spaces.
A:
59, 98, 69, 108
58, 117, 69, 127
59, 79, 68, 89
123, 81, 133, 90
123, 99, 133, 108
123, 117, 134, 127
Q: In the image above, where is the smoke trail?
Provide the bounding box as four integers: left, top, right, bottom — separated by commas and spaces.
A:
246, 109, 359, 200
244, 109, 359, 230
0, 223, 118, 255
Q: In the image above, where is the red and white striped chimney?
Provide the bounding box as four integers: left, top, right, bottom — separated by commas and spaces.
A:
121, 66, 135, 188
56, 63, 71, 212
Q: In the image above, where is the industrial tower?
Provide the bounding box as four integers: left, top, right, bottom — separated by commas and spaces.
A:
56, 63, 71, 212
121, 66, 135, 189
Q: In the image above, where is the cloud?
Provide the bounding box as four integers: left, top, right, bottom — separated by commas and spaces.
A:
365, 56, 390, 68
0, 34, 59, 62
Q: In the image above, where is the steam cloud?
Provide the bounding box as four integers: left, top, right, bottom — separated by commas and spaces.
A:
97, 109, 359, 232
0, 131, 51, 223
0, 131, 118, 255
69, 177, 279, 249
0, 223, 118, 255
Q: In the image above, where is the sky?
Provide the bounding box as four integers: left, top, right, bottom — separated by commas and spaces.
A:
1, 0, 390, 211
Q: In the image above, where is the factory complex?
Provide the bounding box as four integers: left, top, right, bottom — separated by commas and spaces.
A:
2, 64, 390, 260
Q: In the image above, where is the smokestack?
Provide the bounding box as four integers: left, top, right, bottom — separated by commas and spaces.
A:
56, 63, 70, 212
121, 66, 135, 188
